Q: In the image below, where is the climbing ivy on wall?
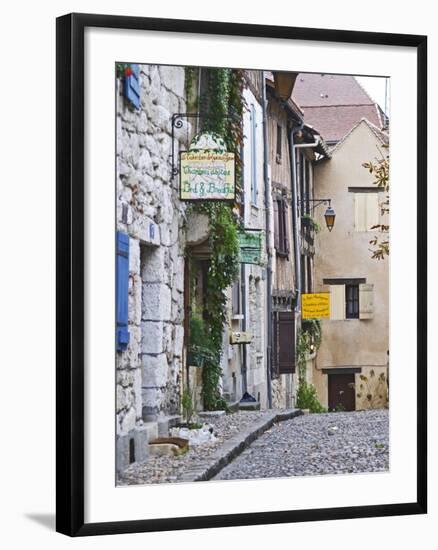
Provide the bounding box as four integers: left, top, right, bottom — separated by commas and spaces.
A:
295, 324, 326, 413
188, 67, 245, 410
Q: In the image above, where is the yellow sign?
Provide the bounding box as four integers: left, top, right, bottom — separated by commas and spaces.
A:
180, 151, 235, 201
301, 293, 330, 319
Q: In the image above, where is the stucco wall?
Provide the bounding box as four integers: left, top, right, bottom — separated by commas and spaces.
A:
313, 121, 389, 405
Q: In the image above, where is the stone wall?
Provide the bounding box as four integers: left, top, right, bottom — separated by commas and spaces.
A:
116, 64, 189, 441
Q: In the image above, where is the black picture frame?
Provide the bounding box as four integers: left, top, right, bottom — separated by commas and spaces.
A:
56, 12, 427, 537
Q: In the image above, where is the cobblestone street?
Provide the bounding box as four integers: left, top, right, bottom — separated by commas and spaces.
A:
118, 409, 388, 485
214, 409, 389, 480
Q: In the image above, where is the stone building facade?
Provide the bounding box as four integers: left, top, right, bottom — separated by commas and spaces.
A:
116, 64, 190, 469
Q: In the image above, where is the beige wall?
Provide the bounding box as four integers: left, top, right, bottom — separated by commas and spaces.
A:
313, 121, 389, 407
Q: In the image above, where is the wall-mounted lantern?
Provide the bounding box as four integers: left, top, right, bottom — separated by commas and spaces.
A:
324, 205, 336, 232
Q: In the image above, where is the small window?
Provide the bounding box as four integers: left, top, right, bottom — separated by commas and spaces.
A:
276, 124, 282, 163
345, 284, 359, 319
250, 104, 257, 204
231, 279, 241, 315
274, 197, 289, 256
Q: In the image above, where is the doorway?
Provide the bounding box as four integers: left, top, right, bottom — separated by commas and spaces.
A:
328, 372, 355, 411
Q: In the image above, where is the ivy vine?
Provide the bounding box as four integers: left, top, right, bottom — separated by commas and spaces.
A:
295, 323, 326, 413
187, 67, 245, 410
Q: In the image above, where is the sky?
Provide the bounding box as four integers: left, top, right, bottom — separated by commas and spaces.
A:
356, 76, 390, 116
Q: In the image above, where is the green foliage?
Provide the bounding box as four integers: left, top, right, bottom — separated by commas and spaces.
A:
301, 213, 321, 233
188, 68, 245, 411
296, 381, 327, 413
354, 370, 389, 409
181, 388, 195, 425
301, 318, 322, 351
116, 63, 132, 79
362, 144, 390, 260
296, 328, 326, 413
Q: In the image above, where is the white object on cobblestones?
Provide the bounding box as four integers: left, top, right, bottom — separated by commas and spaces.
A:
170, 424, 217, 446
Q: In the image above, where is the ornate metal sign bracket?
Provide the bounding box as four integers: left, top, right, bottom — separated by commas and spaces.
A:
170, 112, 238, 179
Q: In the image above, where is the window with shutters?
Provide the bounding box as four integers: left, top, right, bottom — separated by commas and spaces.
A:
328, 280, 374, 320
274, 196, 289, 257
353, 192, 379, 231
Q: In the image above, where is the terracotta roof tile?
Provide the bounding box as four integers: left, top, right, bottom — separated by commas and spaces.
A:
293, 73, 375, 107
299, 104, 382, 143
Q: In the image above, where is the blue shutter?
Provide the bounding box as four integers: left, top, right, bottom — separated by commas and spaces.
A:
116, 231, 130, 351
123, 64, 141, 109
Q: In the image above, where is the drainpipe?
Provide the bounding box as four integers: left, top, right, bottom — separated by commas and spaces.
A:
240, 142, 248, 396
262, 73, 273, 409
288, 123, 304, 407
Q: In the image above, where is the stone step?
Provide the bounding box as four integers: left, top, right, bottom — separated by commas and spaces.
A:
238, 401, 261, 411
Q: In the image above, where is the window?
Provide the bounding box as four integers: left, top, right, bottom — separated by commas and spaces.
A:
250, 104, 257, 204
274, 196, 289, 256
345, 284, 359, 319
353, 192, 379, 231
328, 280, 374, 320
231, 278, 241, 316
276, 124, 282, 163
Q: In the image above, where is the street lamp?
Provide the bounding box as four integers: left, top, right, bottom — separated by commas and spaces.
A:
298, 198, 336, 232
324, 205, 336, 232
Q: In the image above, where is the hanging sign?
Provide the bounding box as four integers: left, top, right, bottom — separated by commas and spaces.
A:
179, 132, 235, 201
238, 229, 263, 265
301, 292, 330, 319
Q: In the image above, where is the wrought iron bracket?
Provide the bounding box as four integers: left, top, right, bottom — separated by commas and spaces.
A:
170, 112, 239, 179
297, 198, 332, 211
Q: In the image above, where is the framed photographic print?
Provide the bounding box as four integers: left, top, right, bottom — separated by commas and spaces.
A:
56, 13, 427, 536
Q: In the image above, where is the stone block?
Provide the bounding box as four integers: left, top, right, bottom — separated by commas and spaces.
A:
142, 283, 171, 321
141, 247, 168, 283
159, 66, 185, 97
142, 353, 168, 387
141, 321, 164, 354
129, 237, 141, 274
117, 369, 135, 388
143, 421, 158, 441
134, 368, 142, 419
128, 274, 142, 326
116, 433, 130, 472
186, 212, 210, 246
130, 215, 160, 247
134, 426, 149, 463
173, 325, 185, 358
150, 104, 171, 133
120, 407, 137, 433
142, 387, 163, 419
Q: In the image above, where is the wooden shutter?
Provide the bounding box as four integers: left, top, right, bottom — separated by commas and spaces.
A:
123, 64, 141, 109
278, 311, 295, 374
354, 193, 367, 232
273, 198, 280, 250
359, 283, 374, 319
116, 231, 130, 350
330, 284, 345, 320
365, 193, 379, 230
283, 201, 290, 254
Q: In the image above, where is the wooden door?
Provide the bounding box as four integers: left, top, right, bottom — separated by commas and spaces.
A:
328, 373, 355, 411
